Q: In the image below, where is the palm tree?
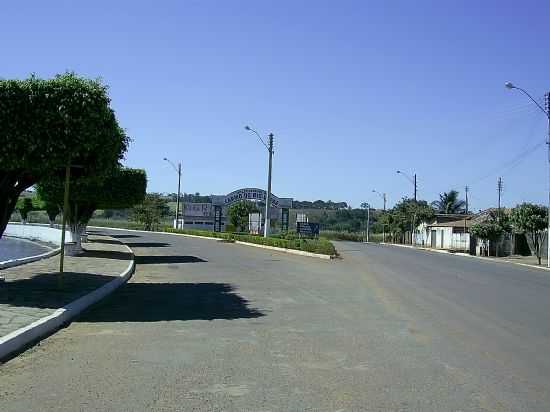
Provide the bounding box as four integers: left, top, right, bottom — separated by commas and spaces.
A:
431, 190, 466, 214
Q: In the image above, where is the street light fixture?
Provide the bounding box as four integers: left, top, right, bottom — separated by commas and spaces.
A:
164, 157, 182, 229
245, 125, 274, 238
396, 170, 417, 201
505, 82, 550, 267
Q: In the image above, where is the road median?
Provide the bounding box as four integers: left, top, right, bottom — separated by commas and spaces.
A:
0, 234, 135, 361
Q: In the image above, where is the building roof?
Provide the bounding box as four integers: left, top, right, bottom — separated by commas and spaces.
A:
428, 219, 474, 228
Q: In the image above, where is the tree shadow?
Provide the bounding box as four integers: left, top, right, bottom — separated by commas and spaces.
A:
79, 283, 265, 322
110, 234, 141, 239
125, 242, 171, 248
135, 255, 207, 264
79, 249, 133, 261
0, 272, 116, 309
89, 239, 170, 248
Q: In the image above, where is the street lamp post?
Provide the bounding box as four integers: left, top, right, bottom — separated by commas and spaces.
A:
245, 126, 274, 238
164, 158, 182, 229
360, 202, 370, 243
396, 170, 417, 201
505, 82, 550, 267
372, 189, 387, 242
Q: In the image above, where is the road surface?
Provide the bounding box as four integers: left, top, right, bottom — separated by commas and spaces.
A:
1, 231, 549, 411
0, 237, 51, 262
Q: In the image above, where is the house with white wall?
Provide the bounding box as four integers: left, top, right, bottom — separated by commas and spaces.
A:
415, 214, 473, 252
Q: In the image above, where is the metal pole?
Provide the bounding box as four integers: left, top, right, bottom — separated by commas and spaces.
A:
366, 205, 370, 243
414, 174, 417, 202
383, 193, 387, 211
176, 163, 181, 229
264, 133, 274, 238
59, 163, 71, 284
546, 92, 550, 267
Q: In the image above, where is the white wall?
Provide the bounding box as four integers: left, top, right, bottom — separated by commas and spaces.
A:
4, 223, 70, 245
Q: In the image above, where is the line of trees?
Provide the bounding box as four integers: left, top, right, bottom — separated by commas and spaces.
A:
0, 73, 147, 249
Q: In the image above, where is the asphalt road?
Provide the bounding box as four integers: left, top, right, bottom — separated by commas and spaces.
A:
1, 231, 550, 411
0, 237, 51, 261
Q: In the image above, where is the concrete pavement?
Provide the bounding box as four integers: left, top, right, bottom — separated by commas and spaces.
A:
1, 231, 549, 411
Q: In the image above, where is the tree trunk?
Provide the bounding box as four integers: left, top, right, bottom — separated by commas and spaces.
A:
0, 172, 35, 239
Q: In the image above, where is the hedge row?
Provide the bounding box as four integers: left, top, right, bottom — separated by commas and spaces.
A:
163, 227, 337, 256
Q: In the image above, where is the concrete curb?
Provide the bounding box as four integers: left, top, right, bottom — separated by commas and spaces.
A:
379, 242, 550, 272
0, 243, 60, 271
88, 226, 335, 260
233, 240, 333, 260
0, 240, 135, 361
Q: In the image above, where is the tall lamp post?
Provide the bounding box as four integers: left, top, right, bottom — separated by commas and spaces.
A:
164, 158, 182, 229
360, 202, 370, 243
245, 126, 274, 238
505, 82, 550, 267
372, 189, 387, 242
396, 170, 417, 201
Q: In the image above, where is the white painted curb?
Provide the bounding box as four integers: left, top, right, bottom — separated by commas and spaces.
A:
0, 244, 60, 270
233, 240, 333, 260
379, 242, 550, 272
0, 241, 135, 360
88, 226, 336, 260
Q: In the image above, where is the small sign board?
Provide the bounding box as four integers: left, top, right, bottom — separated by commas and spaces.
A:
297, 222, 320, 237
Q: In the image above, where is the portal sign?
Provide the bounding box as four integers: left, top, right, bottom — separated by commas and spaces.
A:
223, 188, 281, 208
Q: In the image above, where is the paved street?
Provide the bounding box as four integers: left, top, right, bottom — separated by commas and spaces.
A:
1, 231, 550, 411
0, 237, 51, 262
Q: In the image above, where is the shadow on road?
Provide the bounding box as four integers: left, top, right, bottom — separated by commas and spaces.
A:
110, 234, 141, 239
79, 282, 264, 322
80, 249, 133, 261
0, 272, 116, 309
135, 255, 207, 264
90, 239, 171, 248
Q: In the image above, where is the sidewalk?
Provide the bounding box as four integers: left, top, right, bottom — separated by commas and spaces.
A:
381, 242, 550, 271
0, 235, 133, 358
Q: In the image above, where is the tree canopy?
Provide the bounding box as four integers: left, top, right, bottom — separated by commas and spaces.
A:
510, 203, 547, 264
37, 167, 147, 231
431, 190, 466, 214
227, 201, 259, 232
0, 72, 129, 237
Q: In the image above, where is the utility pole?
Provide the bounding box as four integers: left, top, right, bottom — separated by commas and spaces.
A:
505, 83, 550, 267
465, 186, 469, 214
164, 158, 182, 229
264, 133, 274, 238
546, 92, 550, 267
367, 205, 370, 242
497, 177, 503, 220
414, 173, 417, 202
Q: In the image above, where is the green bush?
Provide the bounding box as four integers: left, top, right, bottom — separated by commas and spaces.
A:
163, 227, 337, 256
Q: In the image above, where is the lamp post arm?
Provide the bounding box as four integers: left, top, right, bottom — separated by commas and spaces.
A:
513, 87, 550, 118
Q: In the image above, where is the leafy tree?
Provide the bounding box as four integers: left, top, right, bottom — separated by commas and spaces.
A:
102, 209, 115, 219
511, 203, 548, 265
431, 190, 466, 214
16, 198, 34, 224
38, 168, 146, 248
131, 193, 170, 231
0, 73, 129, 238
227, 201, 259, 232
470, 211, 511, 257
44, 202, 60, 227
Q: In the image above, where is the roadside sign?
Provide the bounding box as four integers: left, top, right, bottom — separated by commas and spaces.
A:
297, 222, 320, 237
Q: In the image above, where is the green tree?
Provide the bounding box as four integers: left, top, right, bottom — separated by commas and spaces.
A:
511, 203, 548, 265
227, 201, 258, 232
431, 190, 466, 214
470, 211, 510, 257
0, 73, 129, 238
44, 202, 61, 227
388, 198, 434, 242
38, 167, 146, 249
16, 198, 34, 224
131, 193, 170, 231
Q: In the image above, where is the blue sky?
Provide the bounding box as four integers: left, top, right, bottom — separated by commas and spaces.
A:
2, 0, 549, 210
